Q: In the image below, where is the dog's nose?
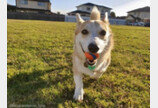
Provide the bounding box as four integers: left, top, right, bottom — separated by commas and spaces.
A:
88, 43, 99, 53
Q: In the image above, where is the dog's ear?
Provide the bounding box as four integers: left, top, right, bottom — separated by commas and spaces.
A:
76, 13, 84, 26
102, 12, 110, 25
90, 6, 100, 20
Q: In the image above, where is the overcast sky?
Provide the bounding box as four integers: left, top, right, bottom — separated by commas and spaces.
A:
7, 0, 150, 16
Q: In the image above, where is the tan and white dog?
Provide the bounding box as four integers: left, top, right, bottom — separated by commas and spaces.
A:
72, 7, 114, 101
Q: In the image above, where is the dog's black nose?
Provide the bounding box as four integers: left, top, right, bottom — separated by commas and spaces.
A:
88, 43, 99, 53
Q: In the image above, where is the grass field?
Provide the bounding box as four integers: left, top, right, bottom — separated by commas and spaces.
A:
7, 19, 150, 107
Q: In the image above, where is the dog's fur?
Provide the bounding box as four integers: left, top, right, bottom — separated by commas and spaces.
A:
72, 7, 114, 101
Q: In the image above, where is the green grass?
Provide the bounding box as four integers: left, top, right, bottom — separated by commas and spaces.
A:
7, 19, 150, 107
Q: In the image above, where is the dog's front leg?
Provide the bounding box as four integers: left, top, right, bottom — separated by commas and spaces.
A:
73, 72, 84, 101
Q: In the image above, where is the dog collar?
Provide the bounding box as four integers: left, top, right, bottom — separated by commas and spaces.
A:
84, 60, 96, 70
88, 65, 96, 70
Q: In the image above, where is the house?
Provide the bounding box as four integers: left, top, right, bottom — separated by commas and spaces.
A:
67, 3, 112, 17
15, 0, 51, 14
126, 6, 150, 23
65, 3, 126, 25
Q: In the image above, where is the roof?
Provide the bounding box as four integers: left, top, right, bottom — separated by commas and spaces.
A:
67, 10, 108, 16
128, 6, 150, 13
30, 0, 50, 2
7, 4, 16, 7
127, 15, 141, 20
68, 10, 90, 14
77, 2, 112, 10
7, 4, 16, 10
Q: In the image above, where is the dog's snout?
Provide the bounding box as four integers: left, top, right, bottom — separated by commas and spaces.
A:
88, 43, 99, 53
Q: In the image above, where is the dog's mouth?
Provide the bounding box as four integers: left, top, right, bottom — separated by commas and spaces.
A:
79, 42, 97, 67
86, 59, 97, 65
84, 59, 97, 67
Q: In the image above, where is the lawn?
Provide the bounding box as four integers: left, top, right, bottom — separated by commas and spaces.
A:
7, 19, 150, 107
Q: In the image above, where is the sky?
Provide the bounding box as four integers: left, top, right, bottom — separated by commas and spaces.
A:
7, 0, 150, 16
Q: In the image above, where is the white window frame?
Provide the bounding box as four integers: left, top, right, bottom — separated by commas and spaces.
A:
38, 2, 45, 7
20, 0, 28, 5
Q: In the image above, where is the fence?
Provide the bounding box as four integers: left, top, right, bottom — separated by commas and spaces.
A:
7, 12, 65, 21
7, 13, 127, 25
65, 15, 90, 22
109, 19, 126, 25
65, 15, 126, 25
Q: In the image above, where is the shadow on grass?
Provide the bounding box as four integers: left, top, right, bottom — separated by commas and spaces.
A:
7, 65, 103, 107
7, 66, 74, 106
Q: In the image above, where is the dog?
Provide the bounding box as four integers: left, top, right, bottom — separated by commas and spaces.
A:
72, 6, 114, 101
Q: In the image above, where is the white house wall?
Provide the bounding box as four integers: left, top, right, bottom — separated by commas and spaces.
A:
128, 11, 150, 19
77, 5, 111, 16
16, 0, 50, 10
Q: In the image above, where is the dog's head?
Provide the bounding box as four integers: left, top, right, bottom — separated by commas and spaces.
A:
75, 7, 112, 55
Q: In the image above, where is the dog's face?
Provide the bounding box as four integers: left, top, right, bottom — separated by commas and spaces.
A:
75, 7, 111, 55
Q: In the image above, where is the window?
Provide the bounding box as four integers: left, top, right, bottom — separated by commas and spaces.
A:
38, 2, 45, 7
87, 7, 90, 11
82, 14, 86, 16
20, 0, 28, 5
101, 10, 104, 14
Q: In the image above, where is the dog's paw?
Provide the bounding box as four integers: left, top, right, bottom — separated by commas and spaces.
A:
73, 89, 84, 101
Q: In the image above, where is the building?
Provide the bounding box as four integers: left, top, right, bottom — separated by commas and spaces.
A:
67, 3, 112, 17
126, 6, 150, 23
15, 0, 51, 14
65, 3, 126, 25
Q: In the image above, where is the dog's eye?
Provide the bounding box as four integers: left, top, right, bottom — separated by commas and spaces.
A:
81, 29, 89, 35
100, 30, 106, 36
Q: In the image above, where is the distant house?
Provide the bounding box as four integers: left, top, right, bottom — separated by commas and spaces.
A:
15, 0, 51, 14
126, 6, 150, 23
67, 3, 112, 17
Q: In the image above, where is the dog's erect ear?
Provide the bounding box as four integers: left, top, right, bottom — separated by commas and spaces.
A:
102, 12, 110, 25
76, 13, 84, 26
90, 6, 100, 20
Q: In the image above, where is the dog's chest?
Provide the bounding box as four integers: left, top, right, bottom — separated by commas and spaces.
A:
74, 56, 108, 76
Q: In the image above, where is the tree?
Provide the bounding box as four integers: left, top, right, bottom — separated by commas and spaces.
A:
110, 12, 116, 18
57, 12, 61, 15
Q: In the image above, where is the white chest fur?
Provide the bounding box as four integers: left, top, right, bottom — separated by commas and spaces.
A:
73, 56, 108, 78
